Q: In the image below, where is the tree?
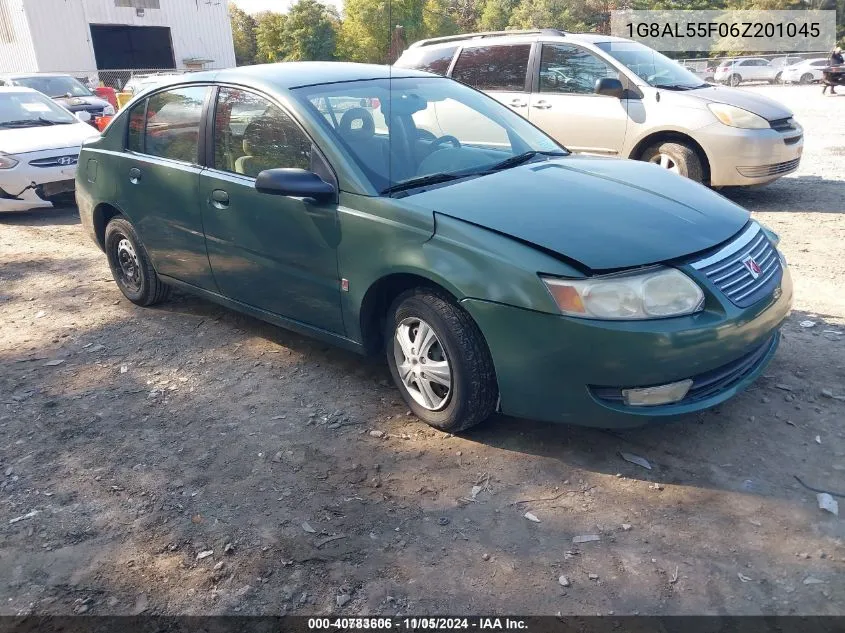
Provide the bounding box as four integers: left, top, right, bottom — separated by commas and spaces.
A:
255, 10, 289, 62
230, 4, 258, 65
478, 0, 519, 30
423, 0, 460, 38
508, 0, 598, 31
284, 0, 339, 61
339, 0, 425, 63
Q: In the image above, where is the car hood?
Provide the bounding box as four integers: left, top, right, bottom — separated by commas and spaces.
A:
685, 84, 792, 120
413, 156, 750, 271
2, 122, 100, 155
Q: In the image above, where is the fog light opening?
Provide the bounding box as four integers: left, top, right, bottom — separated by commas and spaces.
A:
622, 379, 693, 407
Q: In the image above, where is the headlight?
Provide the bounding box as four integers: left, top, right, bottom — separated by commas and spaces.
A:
708, 103, 769, 129
541, 268, 704, 320
102, 104, 115, 116
0, 153, 19, 169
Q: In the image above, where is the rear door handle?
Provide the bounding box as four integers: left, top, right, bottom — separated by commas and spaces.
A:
210, 189, 229, 209
531, 101, 552, 110
128, 167, 141, 184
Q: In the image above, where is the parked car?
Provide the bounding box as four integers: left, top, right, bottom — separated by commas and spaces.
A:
683, 62, 716, 82
781, 58, 830, 84
395, 31, 803, 187
0, 87, 100, 211
713, 58, 780, 86
76, 62, 792, 432
0, 73, 115, 125
769, 56, 805, 83
122, 73, 188, 97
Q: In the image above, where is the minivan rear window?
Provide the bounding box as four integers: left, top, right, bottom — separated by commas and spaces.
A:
395, 46, 457, 75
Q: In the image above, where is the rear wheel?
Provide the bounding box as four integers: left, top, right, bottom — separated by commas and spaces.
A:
772, 72, 782, 84
385, 288, 497, 433
729, 73, 742, 87
105, 217, 170, 306
800, 73, 814, 84
641, 141, 704, 183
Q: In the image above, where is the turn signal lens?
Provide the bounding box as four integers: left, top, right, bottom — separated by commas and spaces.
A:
622, 379, 693, 406
0, 153, 19, 169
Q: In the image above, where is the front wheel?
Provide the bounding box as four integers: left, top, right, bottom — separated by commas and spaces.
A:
385, 289, 497, 433
729, 73, 742, 87
800, 73, 814, 85
105, 217, 170, 306
641, 141, 704, 183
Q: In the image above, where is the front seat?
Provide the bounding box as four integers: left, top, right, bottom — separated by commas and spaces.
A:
337, 107, 389, 179
235, 115, 297, 177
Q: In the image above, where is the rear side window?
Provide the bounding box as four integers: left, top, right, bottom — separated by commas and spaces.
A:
395, 46, 457, 75
452, 44, 531, 91
132, 86, 208, 163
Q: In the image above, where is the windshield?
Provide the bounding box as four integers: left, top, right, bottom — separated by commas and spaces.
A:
292, 77, 564, 194
596, 42, 705, 89
0, 91, 77, 127
14, 75, 93, 98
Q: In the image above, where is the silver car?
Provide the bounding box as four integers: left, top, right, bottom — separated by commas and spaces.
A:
395, 30, 803, 187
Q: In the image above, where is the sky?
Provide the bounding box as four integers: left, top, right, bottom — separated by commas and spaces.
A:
230, 0, 341, 14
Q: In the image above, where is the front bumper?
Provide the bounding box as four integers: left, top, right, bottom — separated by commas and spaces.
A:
0, 156, 78, 211
700, 122, 803, 186
461, 266, 792, 428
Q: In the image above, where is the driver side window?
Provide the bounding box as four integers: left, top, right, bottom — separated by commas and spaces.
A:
539, 44, 618, 94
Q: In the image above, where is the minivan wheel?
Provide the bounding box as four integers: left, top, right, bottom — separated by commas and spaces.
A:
799, 73, 814, 84
105, 217, 170, 306
641, 141, 704, 183
729, 73, 742, 86
385, 289, 497, 433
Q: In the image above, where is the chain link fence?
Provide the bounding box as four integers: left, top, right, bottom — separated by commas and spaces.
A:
67, 67, 213, 92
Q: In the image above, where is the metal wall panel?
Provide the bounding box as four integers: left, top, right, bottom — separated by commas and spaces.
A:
0, 0, 38, 73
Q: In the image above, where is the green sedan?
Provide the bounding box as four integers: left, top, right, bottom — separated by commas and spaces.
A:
75, 62, 792, 432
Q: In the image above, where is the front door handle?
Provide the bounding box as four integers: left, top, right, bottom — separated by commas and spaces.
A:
531, 101, 552, 110
128, 167, 141, 184
509, 99, 527, 108
210, 189, 230, 209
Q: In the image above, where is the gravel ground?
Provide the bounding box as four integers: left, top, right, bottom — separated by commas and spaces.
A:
0, 84, 843, 617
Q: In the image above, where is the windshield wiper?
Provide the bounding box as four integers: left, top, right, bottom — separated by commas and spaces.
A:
0, 117, 57, 127
380, 172, 462, 196
655, 83, 708, 91
487, 150, 568, 172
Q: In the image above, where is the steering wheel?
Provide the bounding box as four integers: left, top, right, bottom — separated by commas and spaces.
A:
430, 135, 461, 150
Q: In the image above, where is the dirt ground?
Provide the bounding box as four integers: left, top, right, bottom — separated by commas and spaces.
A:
1, 84, 843, 617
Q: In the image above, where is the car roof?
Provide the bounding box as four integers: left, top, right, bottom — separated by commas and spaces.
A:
0, 72, 77, 79
150, 62, 435, 92
0, 85, 38, 93
406, 30, 630, 51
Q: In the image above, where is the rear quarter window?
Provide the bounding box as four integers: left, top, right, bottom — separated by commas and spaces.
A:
395, 46, 457, 75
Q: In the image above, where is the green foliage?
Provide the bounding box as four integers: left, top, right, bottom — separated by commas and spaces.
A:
255, 10, 288, 62
478, 0, 519, 31
423, 0, 461, 37
229, 4, 258, 66
508, 0, 597, 31
285, 0, 339, 61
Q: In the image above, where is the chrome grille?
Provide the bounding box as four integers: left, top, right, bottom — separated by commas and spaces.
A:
737, 158, 800, 178
29, 155, 78, 168
691, 223, 782, 308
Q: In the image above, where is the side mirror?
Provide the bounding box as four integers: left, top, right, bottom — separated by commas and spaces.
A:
594, 77, 625, 99
255, 168, 336, 203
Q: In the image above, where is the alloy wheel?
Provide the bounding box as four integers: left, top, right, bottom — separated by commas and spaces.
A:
649, 153, 680, 174
393, 317, 452, 411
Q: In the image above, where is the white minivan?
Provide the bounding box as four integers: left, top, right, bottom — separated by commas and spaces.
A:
395, 30, 803, 187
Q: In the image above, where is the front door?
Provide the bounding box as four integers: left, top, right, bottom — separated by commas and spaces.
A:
121, 85, 216, 289
199, 86, 344, 334
528, 43, 628, 155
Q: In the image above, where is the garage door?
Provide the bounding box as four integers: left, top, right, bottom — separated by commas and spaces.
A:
89, 24, 175, 70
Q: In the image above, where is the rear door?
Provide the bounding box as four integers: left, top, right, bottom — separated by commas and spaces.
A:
120, 85, 217, 289
527, 43, 628, 155
449, 43, 533, 115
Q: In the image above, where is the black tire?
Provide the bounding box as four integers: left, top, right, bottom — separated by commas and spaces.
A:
772, 72, 782, 84
641, 141, 705, 183
729, 73, 742, 87
104, 216, 170, 306
385, 288, 497, 433
799, 73, 814, 85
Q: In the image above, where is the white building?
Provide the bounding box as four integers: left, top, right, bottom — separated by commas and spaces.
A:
0, 0, 236, 76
